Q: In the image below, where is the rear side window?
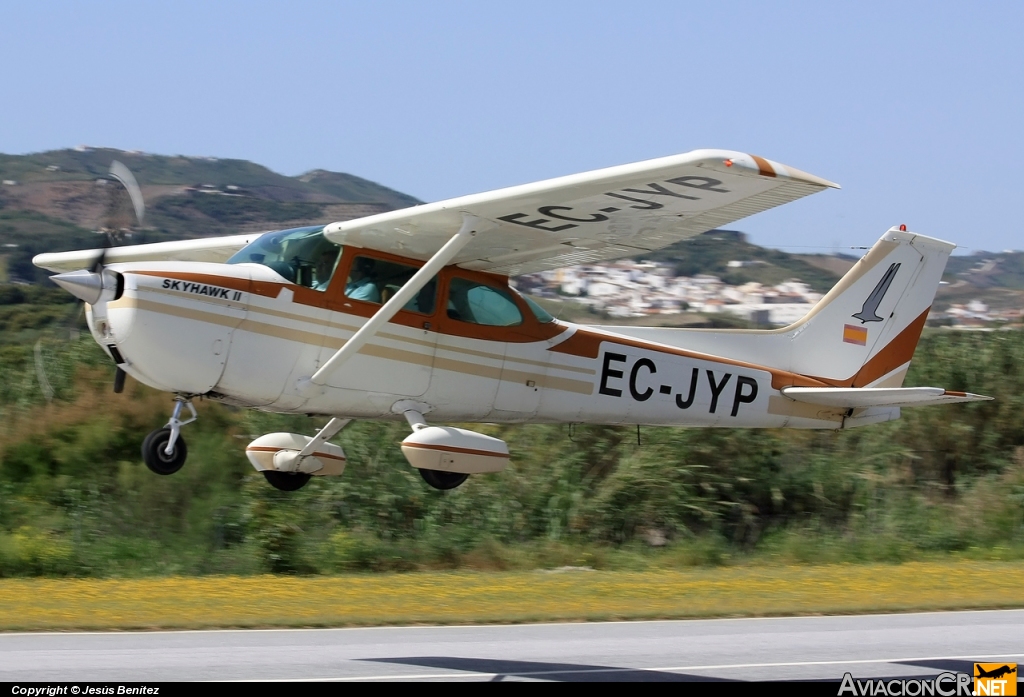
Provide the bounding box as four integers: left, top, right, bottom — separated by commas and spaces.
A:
345, 255, 437, 315
446, 277, 523, 327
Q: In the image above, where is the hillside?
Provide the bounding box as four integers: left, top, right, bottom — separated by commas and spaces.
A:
1, 147, 1022, 316
0, 147, 425, 284
0, 147, 418, 254
0, 148, 419, 206
641, 229, 843, 294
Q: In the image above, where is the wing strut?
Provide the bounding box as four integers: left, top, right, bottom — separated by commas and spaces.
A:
300, 213, 479, 392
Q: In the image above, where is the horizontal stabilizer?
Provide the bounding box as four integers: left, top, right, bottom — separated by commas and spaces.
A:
781, 387, 992, 409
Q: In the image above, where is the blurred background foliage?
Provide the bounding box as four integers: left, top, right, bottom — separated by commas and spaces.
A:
0, 330, 1022, 577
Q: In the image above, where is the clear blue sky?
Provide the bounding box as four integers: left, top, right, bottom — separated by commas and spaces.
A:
2, 1, 1021, 254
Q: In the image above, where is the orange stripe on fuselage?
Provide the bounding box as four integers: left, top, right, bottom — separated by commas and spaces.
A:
548, 328, 827, 390
548, 307, 933, 391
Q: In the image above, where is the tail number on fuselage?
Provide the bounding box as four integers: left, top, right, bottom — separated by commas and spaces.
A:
597, 351, 758, 417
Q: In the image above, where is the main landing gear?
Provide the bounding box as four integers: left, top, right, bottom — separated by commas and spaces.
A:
418, 468, 469, 491
142, 397, 196, 475
263, 470, 311, 491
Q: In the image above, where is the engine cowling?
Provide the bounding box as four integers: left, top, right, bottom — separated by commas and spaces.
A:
400, 426, 509, 474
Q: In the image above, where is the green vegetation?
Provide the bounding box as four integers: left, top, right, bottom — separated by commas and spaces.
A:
0, 331, 1021, 578
147, 192, 327, 238
0, 283, 78, 345
0, 210, 98, 283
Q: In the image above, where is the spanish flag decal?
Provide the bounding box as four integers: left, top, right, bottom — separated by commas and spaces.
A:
843, 324, 868, 346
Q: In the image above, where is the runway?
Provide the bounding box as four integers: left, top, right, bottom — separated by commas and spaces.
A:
2, 610, 1022, 682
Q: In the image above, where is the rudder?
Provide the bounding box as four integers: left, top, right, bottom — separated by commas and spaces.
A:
785, 227, 954, 387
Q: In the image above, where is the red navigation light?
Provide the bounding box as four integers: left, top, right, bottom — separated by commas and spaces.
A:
899, 224, 907, 231
724, 159, 733, 167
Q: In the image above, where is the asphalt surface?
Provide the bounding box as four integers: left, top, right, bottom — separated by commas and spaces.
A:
2, 610, 1022, 682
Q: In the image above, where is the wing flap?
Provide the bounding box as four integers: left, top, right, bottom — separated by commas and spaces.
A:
323, 149, 838, 275
32, 233, 261, 273
781, 387, 993, 409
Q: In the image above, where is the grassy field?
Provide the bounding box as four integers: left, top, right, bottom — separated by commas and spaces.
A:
1, 561, 1022, 632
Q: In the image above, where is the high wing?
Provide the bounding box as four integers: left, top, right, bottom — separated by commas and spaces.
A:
323, 149, 838, 275
34, 149, 837, 275
33, 233, 260, 274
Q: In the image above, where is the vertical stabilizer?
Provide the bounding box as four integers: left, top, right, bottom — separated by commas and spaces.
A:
785, 227, 954, 387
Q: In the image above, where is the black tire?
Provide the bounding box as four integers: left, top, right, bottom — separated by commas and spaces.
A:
263, 470, 311, 491
419, 468, 469, 490
141, 427, 187, 475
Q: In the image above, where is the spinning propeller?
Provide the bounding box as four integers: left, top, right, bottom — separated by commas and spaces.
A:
50, 160, 145, 302
35, 161, 146, 400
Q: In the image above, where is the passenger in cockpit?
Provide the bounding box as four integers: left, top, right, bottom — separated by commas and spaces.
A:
345, 257, 381, 303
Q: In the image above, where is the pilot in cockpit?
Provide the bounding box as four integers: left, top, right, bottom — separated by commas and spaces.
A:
313, 248, 340, 291
345, 257, 381, 303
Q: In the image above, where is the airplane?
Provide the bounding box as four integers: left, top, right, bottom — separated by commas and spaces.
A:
33, 149, 991, 492
976, 665, 1017, 680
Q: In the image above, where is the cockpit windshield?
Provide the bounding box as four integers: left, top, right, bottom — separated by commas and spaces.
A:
226, 226, 341, 291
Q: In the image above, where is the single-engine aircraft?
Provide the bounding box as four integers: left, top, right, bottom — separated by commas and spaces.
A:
34, 150, 991, 491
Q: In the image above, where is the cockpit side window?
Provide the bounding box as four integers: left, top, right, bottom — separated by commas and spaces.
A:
446, 277, 523, 327
344, 255, 438, 314
226, 226, 341, 292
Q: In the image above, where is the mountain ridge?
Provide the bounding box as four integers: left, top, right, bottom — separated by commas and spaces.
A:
1, 148, 1022, 314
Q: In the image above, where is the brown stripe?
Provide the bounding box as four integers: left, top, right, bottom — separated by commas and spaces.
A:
130, 295, 591, 394
549, 328, 827, 390
750, 154, 777, 177
134, 297, 244, 330
358, 343, 435, 369
246, 446, 346, 462
498, 365, 594, 395
143, 277, 589, 375
549, 307, 932, 391
432, 355, 503, 381
400, 442, 510, 459
134, 270, 280, 297
841, 308, 930, 388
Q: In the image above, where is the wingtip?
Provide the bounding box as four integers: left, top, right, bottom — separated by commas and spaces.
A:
942, 390, 994, 402
725, 152, 840, 189
769, 160, 841, 189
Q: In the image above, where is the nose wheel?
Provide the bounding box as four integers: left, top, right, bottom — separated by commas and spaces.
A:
142, 427, 188, 475
142, 397, 196, 475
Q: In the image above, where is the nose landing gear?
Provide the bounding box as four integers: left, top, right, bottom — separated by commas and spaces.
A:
142, 397, 196, 475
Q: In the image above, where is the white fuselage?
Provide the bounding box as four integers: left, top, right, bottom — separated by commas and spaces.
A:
90, 260, 850, 430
